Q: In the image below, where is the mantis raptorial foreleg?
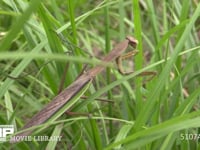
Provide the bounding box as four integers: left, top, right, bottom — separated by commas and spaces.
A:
116, 50, 139, 75
115, 45, 156, 80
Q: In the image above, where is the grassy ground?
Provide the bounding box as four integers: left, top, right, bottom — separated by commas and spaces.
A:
0, 0, 200, 149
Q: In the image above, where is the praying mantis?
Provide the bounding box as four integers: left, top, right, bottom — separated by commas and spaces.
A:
10, 36, 156, 142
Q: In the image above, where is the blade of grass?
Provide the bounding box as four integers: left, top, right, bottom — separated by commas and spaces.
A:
132, 0, 143, 114
4, 91, 16, 127
0, 52, 106, 66
37, 4, 65, 93
45, 123, 63, 150
104, 1, 111, 143
0, 0, 41, 51
118, 0, 125, 39
146, 0, 161, 60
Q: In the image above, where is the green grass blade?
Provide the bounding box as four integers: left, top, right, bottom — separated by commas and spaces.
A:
0, 0, 41, 51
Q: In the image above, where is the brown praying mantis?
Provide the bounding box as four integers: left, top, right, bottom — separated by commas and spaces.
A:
10, 36, 156, 142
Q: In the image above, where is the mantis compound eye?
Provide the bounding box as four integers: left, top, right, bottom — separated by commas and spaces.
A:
126, 36, 138, 48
